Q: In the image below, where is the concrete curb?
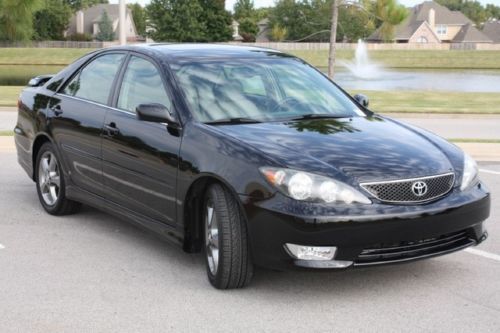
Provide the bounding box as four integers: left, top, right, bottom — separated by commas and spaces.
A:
1, 137, 499, 162
381, 113, 500, 119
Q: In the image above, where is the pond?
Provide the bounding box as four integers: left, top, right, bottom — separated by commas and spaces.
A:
1, 64, 500, 94
320, 67, 500, 93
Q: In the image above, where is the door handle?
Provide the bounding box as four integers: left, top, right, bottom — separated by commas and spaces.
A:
104, 122, 120, 136
51, 105, 63, 116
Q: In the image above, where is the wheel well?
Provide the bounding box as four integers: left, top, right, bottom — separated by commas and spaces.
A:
183, 176, 241, 253
31, 135, 50, 181
183, 177, 214, 253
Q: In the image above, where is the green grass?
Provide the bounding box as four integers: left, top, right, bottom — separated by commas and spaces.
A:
0, 130, 13, 136
1, 47, 500, 69
0, 86, 23, 106
0, 48, 92, 65
290, 49, 500, 69
449, 138, 500, 144
0, 65, 65, 85
351, 90, 500, 114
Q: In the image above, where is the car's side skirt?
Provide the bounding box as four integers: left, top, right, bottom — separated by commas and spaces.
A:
66, 184, 185, 248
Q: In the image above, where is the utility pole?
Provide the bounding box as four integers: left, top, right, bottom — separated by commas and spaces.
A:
119, 0, 126, 45
328, 0, 340, 79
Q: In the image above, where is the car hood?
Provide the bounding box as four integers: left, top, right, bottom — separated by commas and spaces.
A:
215, 116, 455, 183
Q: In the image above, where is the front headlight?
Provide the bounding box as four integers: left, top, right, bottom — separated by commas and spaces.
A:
460, 153, 478, 191
260, 167, 371, 204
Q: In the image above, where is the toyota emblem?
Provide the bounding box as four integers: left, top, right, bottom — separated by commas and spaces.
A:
412, 181, 428, 197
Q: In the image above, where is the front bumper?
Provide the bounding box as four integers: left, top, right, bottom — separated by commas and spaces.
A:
240, 183, 490, 270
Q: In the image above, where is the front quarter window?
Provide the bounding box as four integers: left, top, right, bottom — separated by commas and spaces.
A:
117, 56, 172, 113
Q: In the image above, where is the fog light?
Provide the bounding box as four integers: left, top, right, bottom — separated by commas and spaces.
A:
285, 244, 336, 261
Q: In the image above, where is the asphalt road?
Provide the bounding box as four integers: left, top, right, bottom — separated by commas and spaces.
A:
0, 152, 499, 332
1, 110, 500, 139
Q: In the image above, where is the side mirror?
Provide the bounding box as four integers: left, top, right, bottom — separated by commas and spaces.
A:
353, 94, 369, 108
136, 103, 179, 127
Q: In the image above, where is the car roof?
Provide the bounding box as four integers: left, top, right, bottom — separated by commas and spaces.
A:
103, 43, 289, 61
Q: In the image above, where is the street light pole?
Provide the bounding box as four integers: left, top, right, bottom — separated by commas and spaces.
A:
119, 0, 126, 45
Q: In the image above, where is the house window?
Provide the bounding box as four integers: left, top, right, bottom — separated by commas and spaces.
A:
436, 25, 447, 35
417, 36, 428, 43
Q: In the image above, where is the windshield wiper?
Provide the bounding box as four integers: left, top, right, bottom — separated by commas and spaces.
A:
286, 113, 349, 121
204, 117, 262, 125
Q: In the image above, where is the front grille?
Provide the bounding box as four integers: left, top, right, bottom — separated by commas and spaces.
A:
360, 173, 455, 204
355, 230, 474, 266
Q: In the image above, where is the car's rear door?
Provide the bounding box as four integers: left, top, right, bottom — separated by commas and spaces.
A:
101, 53, 181, 225
49, 52, 126, 197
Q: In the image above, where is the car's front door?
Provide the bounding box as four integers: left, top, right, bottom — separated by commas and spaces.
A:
101, 54, 181, 225
50, 52, 126, 197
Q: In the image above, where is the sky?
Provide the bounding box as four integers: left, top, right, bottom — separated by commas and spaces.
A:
110, 0, 500, 11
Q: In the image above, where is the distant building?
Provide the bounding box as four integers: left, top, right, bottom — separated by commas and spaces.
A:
483, 20, 500, 44
368, 1, 491, 44
256, 18, 270, 42
66, 4, 138, 41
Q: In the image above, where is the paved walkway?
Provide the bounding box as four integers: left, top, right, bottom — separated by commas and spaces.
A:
389, 113, 500, 140
0, 111, 16, 131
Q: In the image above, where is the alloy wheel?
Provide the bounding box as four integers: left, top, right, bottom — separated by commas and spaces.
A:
205, 199, 219, 275
38, 151, 61, 206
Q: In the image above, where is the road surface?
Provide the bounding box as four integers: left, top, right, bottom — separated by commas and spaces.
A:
0, 151, 499, 332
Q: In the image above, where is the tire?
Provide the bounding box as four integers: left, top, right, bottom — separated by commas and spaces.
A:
204, 183, 253, 289
35, 142, 81, 215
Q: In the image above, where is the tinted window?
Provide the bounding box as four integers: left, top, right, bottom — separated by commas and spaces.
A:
117, 56, 171, 113
63, 53, 125, 105
172, 59, 364, 123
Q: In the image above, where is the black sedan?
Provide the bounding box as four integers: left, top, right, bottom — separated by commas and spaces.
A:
14, 44, 490, 289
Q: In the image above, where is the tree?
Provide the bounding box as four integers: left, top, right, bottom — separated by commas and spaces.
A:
199, 0, 232, 42
485, 4, 500, 20
234, 0, 255, 20
147, 0, 206, 42
373, 0, 408, 42
64, 0, 108, 11
96, 10, 114, 41
328, 0, 339, 78
0, 0, 42, 41
129, 3, 146, 36
338, 6, 375, 42
34, 0, 72, 40
269, 0, 374, 44
239, 17, 258, 41
269, 0, 313, 41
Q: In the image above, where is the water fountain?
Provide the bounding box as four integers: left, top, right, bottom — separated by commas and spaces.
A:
341, 39, 383, 79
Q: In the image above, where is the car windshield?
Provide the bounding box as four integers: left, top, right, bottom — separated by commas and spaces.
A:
171, 58, 365, 123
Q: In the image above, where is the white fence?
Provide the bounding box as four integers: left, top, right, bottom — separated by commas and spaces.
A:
1, 40, 499, 50
228, 42, 500, 51
0, 41, 119, 48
